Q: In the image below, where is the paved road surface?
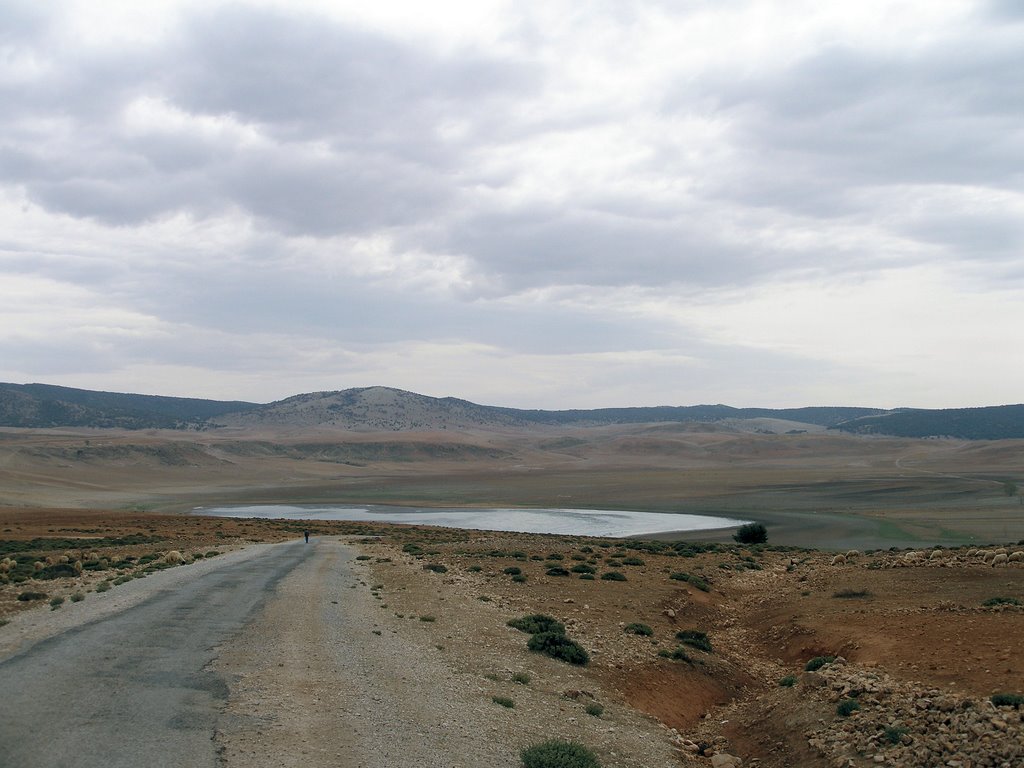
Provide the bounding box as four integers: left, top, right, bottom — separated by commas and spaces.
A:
0, 541, 310, 768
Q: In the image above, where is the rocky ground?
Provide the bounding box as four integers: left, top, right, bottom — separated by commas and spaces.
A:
2, 509, 1022, 767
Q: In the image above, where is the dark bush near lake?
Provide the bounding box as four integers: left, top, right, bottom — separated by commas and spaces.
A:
733, 522, 768, 544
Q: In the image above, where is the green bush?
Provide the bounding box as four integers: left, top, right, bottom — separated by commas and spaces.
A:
805, 656, 836, 672
503, 566, 522, 575
733, 522, 768, 544
95, 580, 111, 593
507, 614, 565, 635
425, 563, 448, 573
624, 622, 653, 637
884, 726, 908, 744
669, 572, 709, 591
492, 695, 515, 708
676, 630, 712, 653
49, 596, 65, 610
467, 565, 483, 572
669, 646, 692, 662
512, 672, 531, 685
779, 675, 797, 687
36, 563, 78, 580
621, 556, 645, 566
17, 591, 47, 601
419, 615, 436, 622
991, 693, 1024, 708
546, 566, 570, 577
355, 555, 372, 561
579, 573, 595, 580
833, 589, 871, 599
600, 571, 627, 581
585, 702, 604, 717
570, 564, 595, 574
70, 591, 85, 602
527, 632, 590, 666
521, 740, 600, 768
547, 553, 564, 560
836, 698, 860, 717
982, 596, 1021, 607
512, 574, 528, 583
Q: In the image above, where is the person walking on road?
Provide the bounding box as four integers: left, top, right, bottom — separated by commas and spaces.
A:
303, 529, 310, 544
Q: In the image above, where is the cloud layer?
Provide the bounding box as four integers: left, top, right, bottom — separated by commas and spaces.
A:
1, 0, 1022, 408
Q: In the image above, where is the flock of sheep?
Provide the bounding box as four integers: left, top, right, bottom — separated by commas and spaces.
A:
829, 547, 1024, 567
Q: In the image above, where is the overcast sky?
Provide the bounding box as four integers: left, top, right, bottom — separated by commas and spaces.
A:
2, 0, 1022, 409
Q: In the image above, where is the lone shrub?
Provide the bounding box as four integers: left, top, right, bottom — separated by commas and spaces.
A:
425, 563, 448, 573
624, 623, 653, 637
512, 574, 528, 583
585, 702, 604, 717
779, 675, 797, 687
49, 596, 65, 609
70, 591, 85, 602
570, 564, 595, 574
527, 632, 590, 666
600, 571, 627, 581
521, 739, 600, 768
733, 522, 768, 544
805, 656, 836, 672
837, 698, 860, 717
492, 695, 515, 708
991, 693, 1024, 708
467, 565, 483, 572
503, 566, 522, 575
621, 556, 645, 566
17, 591, 47, 601
669, 646, 692, 662
833, 589, 871, 599
508, 614, 565, 635
983, 596, 1020, 607
670, 572, 709, 591
676, 629, 712, 653
884, 726, 908, 744
546, 566, 570, 577
512, 672, 531, 685
95, 580, 111, 593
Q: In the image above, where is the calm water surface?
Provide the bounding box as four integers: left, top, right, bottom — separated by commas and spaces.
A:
196, 504, 748, 538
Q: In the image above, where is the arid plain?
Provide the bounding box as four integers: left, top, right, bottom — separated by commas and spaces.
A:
1, 420, 1023, 767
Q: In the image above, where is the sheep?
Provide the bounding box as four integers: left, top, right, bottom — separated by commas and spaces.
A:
846, 550, 860, 559
995, 548, 1008, 556
992, 553, 1009, 567
163, 550, 184, 565
831, 554, 847, 566
1008, 551, 1024, 563
929, 549, 944, 560
33, 561, 45, 571
983, 551, 995, 564
73, 560, 84, 574
966, 549, 978, 557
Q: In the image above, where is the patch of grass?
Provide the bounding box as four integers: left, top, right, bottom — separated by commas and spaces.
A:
837, 698, 860, 717
512, 574, 528, 583
527, 632, 590, 666
805, 656, 836, 672
600, 571, 627, 581
669, 646, 692, 662
624, 622, 653, 637
669, 572, 709, 591
70, 591, 84, 602
521, 740, 600, 768
585, 702, 604, 717
991, 693, 1024, 708
982, 596, 1021, 607
675, 629, 712, 653
779, 675, 797, 687
512, 672, 531, 685
95, 580, 111, 593
833, 589, 871, 599
492, 695, 515, 708
884, 726, 908, 744
49, 596, 65, 610
508, 614, 565, 635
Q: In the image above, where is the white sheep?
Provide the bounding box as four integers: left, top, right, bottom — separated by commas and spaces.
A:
992, 553, 1009, 567
846, 550, 860, 559
929, 549, 944, 560
831, 554, 847, 566
163, 550, 184, 565
1008, 551, 1023, 563
983, 551, 995, 564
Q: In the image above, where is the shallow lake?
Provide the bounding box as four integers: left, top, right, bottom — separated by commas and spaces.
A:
196, 504, 748, 538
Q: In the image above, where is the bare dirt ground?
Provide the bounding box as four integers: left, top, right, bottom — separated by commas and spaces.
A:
3, 508, 1021, 767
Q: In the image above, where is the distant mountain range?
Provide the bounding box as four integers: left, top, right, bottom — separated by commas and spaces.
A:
1, 382, 1022, 439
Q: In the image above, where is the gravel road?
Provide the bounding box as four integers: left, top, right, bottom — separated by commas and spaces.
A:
0, 541, 310, 768
0, 538, 681, 768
